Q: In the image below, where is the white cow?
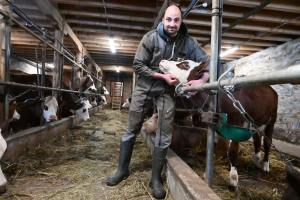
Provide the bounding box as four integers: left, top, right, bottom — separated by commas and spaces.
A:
43, 96, 59, 122
71, 99, 90, 121
122, 97, 131, 108
103, 86, 109, 96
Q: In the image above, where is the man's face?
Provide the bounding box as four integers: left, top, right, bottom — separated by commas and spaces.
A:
162, 5, 182, 39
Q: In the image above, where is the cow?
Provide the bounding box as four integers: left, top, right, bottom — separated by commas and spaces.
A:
10, 74, 90, 120
159, 59, 278, 189
0, 96, 21, 193
142, 113, 229, 158
73, 75, 97, 93
122, 97, 131, 108
281, 162, 300, 200
8, 96, 60, 134
99, 86, 109, 96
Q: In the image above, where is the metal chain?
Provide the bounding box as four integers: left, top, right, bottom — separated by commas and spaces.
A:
10, 88, 34, 101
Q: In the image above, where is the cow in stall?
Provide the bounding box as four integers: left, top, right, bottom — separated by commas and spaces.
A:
73, 75, 97, 93
122, 97, 131, 108
10, 74, 90, 121
0, 96, 21, 193
8, 96, 60, 134
159, 59, 278, 189
142, 113, 229, 158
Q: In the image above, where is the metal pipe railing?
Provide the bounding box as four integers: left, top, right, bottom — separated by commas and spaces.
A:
0, 8, 102, 84
0, 81, 99, 97
176, 65, 300, 95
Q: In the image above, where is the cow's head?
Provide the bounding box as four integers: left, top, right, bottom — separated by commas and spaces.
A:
8, 96, 20, 121
43, 96, 58, 122
70, 98, 90, 121
82, 75, 97, 93
89, 95, 98, 107
122, 97, 131, 108
102, 86, 109, 96
98, 95, 107, 106
159, 60, 209, 83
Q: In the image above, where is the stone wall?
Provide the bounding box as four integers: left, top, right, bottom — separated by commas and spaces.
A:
223, 37, 300, 144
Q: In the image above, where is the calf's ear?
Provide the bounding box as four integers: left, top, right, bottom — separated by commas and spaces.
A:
197, 61, 210, 76
58, 100, 67, 107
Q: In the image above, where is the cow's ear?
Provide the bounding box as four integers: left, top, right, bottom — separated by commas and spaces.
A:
197, 61, 209, 76
58, 100, 67, 107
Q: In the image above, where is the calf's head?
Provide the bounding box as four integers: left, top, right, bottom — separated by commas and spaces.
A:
43, 96, 58, 122
159, 60, 209, 83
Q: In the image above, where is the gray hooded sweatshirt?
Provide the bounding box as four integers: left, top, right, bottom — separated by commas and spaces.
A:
133, 22, 210, 77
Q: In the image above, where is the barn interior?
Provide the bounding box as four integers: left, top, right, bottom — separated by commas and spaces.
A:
0, 0, 300, 199
1, 0, 299, 109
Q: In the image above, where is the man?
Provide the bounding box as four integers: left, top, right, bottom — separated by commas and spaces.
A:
107, 4, 210, 199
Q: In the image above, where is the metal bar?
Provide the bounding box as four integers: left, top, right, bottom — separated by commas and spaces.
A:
0, 8, 102, 83
205, 0, 221, 187
182, 0, 199, 19
202, 0, 273, 47
4, 19, 11, 120
177, 65, 300, 94
0, 81, 96, 96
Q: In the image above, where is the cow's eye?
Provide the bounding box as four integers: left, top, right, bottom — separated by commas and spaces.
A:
89, 88, 92, 91
44, 105, 48, 111
83, 109, 86, 112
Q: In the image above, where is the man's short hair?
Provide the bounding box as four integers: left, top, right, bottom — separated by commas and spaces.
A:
163, 3, 183, 17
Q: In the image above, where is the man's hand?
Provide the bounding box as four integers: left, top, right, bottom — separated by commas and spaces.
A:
184, 72, 210, 96
163, 74, 178, 86
153, 72, 178, 86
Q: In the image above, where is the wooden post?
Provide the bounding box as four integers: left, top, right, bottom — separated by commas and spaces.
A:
53, 29, 64, 119
76, 52, 82, 78
0, 3, 10, 122
53, 29, 64, 97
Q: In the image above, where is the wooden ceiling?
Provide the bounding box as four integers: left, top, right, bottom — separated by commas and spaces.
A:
6, 0, 300, 75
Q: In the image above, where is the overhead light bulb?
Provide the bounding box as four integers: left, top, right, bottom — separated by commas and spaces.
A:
116, 66, 120, 73
109, 37, 116, 53
220, 46, 239, 57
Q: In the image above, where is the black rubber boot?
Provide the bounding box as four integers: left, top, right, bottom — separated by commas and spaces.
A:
106, 137, 136, 186
149, 147, 168, 199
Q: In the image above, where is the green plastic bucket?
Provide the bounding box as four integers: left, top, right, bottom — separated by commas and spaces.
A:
214, 114, 255, 142
215, 124, 255, 142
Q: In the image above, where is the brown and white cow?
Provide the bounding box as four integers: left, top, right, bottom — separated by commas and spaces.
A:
142, 113, 229, 158
159, 59, 278, 188
10, 74, 90, 121
8, 96, 60, 134
73, 75, 97, 93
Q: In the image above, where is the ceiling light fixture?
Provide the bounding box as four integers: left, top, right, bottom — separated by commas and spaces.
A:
220, 46, 239, 57
109, 37, 116, 53
116, 66, 120, 73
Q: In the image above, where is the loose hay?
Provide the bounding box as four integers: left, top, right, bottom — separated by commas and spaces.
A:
1, 108, 299, 200
0, 109, 173, 200
181, 138, 300, 200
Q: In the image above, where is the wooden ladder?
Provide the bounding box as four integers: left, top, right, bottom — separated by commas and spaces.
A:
111, 82, 123, 111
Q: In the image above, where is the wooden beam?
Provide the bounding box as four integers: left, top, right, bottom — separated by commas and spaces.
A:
29, 0, 102, 76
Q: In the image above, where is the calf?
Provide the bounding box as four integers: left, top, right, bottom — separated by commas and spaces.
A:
142, 113, 229, 158
159, 59, 278, 188
73, 75, 97, 93
9, 96, 59, 134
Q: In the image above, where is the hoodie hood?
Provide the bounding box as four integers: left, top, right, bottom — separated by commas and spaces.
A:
157, 21, 188, 43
